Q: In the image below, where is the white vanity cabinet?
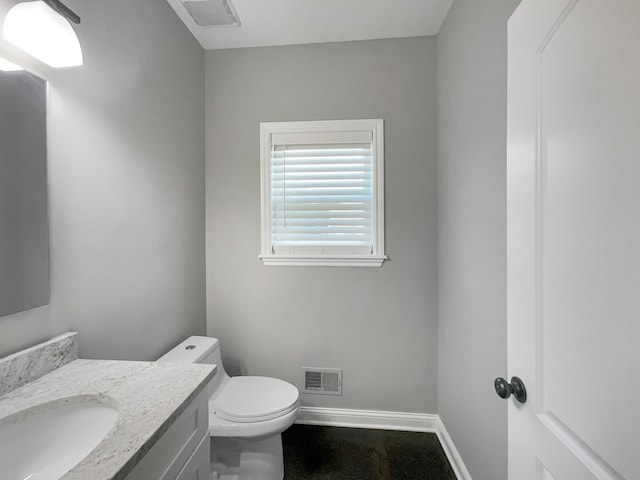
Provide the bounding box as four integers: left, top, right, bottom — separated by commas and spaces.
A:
125, 387, 210, 480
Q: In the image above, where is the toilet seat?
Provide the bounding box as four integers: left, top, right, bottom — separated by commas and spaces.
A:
212, 376, 300, 423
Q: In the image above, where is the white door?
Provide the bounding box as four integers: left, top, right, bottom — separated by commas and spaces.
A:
507, 1, 640, 479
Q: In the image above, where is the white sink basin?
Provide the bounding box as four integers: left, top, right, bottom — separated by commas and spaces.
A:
0, 397, 119, 480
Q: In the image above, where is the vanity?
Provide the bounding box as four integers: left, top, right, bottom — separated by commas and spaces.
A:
0, 333, 216, 480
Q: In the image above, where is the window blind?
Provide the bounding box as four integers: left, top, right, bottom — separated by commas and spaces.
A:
270, 142, 374, 253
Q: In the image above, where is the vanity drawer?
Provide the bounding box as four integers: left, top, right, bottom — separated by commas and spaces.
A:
125, 387, 208, 480
175, 434, 210, 480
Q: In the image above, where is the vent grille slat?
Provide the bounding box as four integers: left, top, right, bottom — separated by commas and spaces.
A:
324, 372, 339, 392
305, 371, 323, 389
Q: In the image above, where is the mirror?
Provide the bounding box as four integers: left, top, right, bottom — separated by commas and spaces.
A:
0, 68, 49, 317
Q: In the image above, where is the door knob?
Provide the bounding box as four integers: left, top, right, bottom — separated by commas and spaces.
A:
494, 376, 527, 403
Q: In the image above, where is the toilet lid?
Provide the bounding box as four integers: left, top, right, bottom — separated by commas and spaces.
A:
212, 376, 300, 423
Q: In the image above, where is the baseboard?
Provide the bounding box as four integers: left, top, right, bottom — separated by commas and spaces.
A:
297, 406, 438, 432
435, 416, 473, 480
296, 407, 472, 480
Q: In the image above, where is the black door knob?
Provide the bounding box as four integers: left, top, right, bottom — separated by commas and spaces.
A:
494, 376, 527, 403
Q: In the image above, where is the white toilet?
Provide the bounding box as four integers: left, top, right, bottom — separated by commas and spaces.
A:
158, 336, 300, 480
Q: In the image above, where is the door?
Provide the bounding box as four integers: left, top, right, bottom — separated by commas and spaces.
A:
507, 1, 640, 479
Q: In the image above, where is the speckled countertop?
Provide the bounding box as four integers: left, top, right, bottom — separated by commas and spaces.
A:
0, 359, 216, 480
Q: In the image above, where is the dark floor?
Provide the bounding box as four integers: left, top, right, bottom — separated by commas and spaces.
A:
282, 425, 457, 480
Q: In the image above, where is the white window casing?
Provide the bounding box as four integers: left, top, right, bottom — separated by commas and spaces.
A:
260, 119, 386, 267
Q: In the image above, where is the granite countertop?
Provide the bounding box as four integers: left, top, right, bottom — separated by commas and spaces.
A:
0, 358, 216, 480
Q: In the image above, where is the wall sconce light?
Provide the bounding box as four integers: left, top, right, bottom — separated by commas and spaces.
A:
0, 56, 23, 71
2, 0, 83, 68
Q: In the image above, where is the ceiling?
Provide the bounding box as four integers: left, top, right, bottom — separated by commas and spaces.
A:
166, 0, 454, 50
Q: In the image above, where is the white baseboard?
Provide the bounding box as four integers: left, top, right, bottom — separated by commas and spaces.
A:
295, 406, 472, 480
297, 406, 438, 432
435, 416, 473, 480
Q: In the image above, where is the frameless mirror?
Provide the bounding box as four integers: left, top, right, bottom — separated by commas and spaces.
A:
0, 67, 49, 317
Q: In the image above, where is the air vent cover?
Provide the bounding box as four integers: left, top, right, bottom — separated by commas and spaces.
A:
303, 368, 342, 396
182, 0, 240, 27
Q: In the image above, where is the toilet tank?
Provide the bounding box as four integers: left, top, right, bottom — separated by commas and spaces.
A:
158, 336, 220, 364
158, 336, 229, 394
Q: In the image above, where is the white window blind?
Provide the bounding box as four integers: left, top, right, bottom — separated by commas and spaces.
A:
270, 142, 373, 253
260, 119, 386, 267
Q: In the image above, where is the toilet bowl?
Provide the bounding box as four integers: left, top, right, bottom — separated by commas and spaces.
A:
158, 336, 299, 480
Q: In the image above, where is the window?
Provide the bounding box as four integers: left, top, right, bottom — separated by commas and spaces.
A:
260, 119, 386, 267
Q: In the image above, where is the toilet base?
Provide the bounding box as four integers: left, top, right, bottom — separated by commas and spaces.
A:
210, 434, 284, 480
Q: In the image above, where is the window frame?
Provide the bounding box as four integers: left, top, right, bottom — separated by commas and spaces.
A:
259, 119, 386, 267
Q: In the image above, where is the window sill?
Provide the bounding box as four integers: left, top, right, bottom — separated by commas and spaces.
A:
259, 254, 387, 267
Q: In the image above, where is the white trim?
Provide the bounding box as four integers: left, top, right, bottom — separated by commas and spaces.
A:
435, 416, 473, 480
259, 254, 387, 267
259, 119, 386, 267
295, 407, 472, 480
297, 406, 437, 432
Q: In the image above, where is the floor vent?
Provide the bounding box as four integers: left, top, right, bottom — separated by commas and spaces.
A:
303, 368, 343, 396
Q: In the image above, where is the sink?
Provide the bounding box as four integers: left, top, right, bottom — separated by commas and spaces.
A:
0, 397, 119, 480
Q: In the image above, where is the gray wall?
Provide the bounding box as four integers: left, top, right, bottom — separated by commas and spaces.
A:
0, 0, 206, 360
205, 37, 439, 413
437, 1, 519, 479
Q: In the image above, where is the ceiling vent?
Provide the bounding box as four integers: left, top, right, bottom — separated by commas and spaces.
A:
182, 0, 240, 27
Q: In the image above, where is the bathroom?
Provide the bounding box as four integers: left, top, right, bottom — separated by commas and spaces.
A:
1, 0, 637, 479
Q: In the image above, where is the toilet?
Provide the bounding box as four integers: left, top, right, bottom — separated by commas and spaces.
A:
158, 336, 300, 480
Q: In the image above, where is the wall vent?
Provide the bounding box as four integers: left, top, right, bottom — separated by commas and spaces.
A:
303, 368, 342, 396
182, 0, 240, 27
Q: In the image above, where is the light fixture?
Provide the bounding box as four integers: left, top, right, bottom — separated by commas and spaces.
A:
0, 56, 23, 71
3, 0, 83, 68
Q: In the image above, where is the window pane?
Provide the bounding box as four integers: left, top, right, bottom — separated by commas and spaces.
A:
270, 143, 373, 251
